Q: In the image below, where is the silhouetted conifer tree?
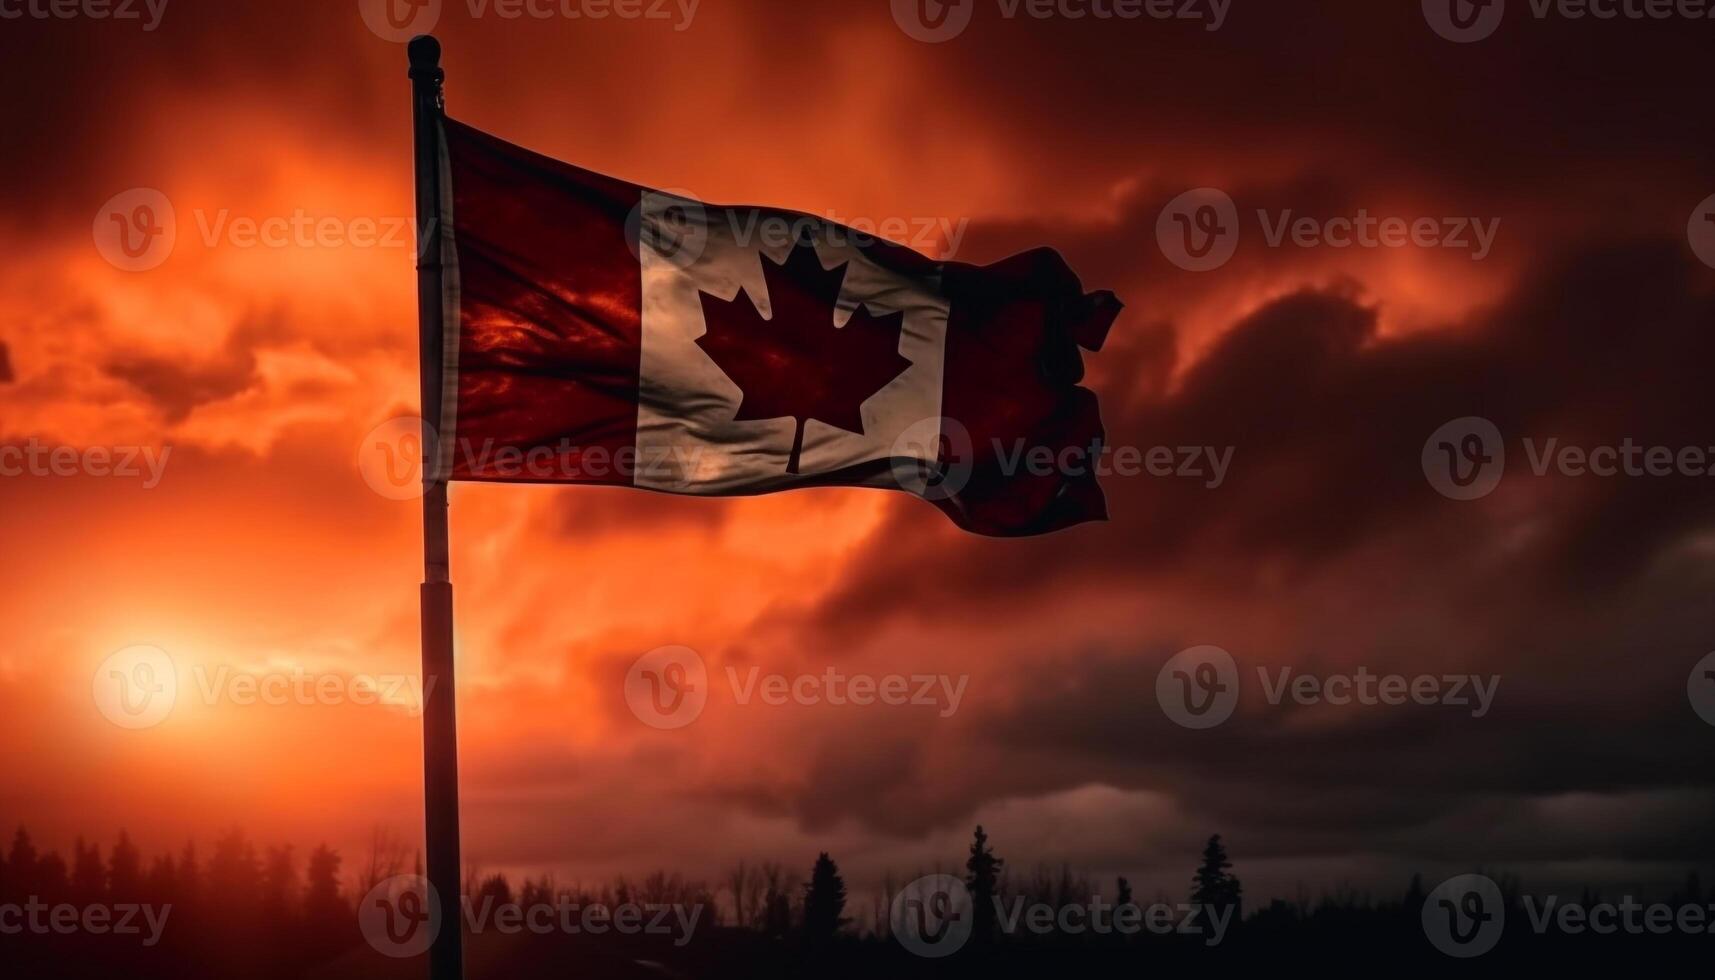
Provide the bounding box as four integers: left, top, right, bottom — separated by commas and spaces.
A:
37, 851, 68, 899
301, 844, 347, 960
109, 831, 142, 901
71, 837, 104, 901
1403, 872, 1425, 914
302, 845, 345, 921
177, 840, 201, 908
145, 852, 177, 906
4, 828, 35, 900
966, 825, 1004, 945
260, 845, 298, 919
802, 852, 847, 943
762, 863, 794, 937
1191, 834, 1242, 932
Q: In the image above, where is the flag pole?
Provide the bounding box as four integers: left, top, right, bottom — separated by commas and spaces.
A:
408, 34, 465, 980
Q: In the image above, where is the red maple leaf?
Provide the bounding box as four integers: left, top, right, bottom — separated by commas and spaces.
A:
696, 238, 913, 474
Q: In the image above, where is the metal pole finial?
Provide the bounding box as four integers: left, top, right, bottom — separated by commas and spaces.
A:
408, 34, 443, 80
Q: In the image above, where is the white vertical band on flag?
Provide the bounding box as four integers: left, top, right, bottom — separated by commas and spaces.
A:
634, 194, 951, 494
435, 114, 462, 481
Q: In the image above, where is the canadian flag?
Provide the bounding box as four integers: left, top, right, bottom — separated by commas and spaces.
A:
433, 119, 1121, 536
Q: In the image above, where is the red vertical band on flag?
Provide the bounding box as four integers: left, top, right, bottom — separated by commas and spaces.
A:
937, 249, 1121, 536
443, 119, 644, 485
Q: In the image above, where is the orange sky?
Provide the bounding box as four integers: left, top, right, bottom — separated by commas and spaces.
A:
3, 0, 1715, 902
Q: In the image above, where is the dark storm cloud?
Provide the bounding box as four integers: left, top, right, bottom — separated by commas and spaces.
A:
0, 1, 399, 233
969, 635, 1715, 867
101, 311, 285, 422
884, 1, 1715, 193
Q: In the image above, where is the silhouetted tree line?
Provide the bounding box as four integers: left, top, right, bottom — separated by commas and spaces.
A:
1, 825, 353, 978
3, 822, 1710, 979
